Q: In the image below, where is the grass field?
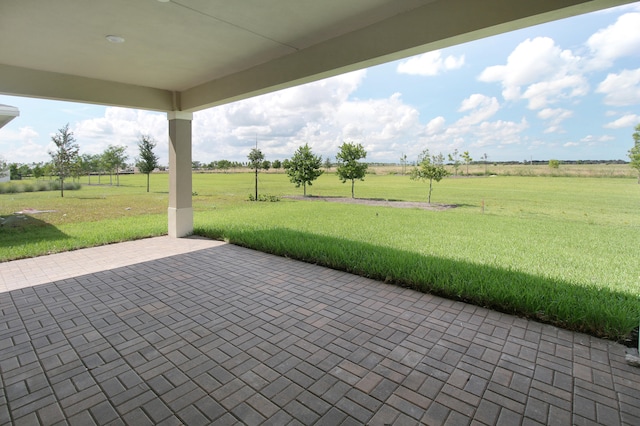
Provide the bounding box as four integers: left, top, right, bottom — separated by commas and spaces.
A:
1, 167, 639, 341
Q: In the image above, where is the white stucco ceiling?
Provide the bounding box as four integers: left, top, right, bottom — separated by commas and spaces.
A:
0, 0, 635, 112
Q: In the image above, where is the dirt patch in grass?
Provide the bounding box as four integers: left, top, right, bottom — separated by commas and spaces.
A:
284, 196, 457, 211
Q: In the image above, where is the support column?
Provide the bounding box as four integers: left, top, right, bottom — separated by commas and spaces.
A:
168, 111, 193, 238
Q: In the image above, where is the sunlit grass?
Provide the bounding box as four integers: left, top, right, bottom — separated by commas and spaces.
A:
1, 169, 639, 340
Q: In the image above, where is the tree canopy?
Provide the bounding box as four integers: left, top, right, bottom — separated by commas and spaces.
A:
335, 142, 368, 198
285, 144, 324, 196
136, 135, 160, 192
102, 144, 128, 186
410, 149, 449, 203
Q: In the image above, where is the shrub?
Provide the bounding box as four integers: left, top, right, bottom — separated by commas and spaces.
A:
63, 181, 81, 190
248, 193, 280, 202
22, 182, 34, 192
35, 181, 49, 191
549, 159, 560, 169
4, 183, 21, 193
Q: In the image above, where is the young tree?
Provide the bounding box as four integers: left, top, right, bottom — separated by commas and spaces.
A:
9, 163, 19, 180
548, 159, 560, 169
335, 142, 368, 198
629, 124, 640, 183
400, 153, 408, 175
272, 159, 282, 171
324, 157, 332, 171
448, 149, 460, 176
217, 159, 232, 173
461, 151, 473, 175
262, 160, 271, 171
18, 164, 32, 178
102, 145, 128, 186
410, 149, 449, 204
79, 154, 100, 184
48, 123, 80, 197
285, 143, 324, 196
32, 162, 44, 180
136, 135, 160, 192
482, 152, 489, 175
248, 148, 265, 201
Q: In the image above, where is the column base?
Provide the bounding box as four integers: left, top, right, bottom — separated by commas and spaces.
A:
168, 207, 193, 238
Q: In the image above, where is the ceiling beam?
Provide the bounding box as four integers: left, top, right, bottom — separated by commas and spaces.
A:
0, 64, 174, 111
181, 0, 634, 112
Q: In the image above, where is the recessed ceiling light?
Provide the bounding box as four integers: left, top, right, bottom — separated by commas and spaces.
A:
158, 0, 170, 2
106, 35, 125, 43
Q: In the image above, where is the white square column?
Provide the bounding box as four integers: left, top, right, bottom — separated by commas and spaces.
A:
168, 111, 193, 238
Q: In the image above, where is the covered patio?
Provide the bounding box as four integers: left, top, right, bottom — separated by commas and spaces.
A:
2, 1, 640, 424
1, 237, 639, 424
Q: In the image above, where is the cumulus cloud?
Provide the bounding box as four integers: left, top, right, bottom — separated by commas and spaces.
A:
587, 12, 640, 69
537, 108, 574, 133
0, 126, 51, 164
426, 116, 446, 134
188, 70, 440, 163
604, 114, 640, 129
478, 37, 588, 110
397, 50, 465, 76
456, 94, 500, 126
73, 108, 167, 162
596, 68, 640, 106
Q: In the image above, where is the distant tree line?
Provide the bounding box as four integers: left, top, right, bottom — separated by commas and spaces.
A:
5, 124, 162, 196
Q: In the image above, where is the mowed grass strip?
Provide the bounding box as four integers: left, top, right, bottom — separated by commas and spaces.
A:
1, 170, 639, 341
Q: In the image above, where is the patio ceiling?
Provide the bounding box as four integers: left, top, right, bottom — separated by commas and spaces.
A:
0, 0, 634, 113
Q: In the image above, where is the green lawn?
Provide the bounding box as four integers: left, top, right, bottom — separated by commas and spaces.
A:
1, 170, 639, 341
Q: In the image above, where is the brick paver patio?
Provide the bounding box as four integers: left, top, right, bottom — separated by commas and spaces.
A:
1, 236, 638, 425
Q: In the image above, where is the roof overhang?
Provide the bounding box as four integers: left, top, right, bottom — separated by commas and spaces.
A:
0, 0, 635, 113
0, 104, 20, 129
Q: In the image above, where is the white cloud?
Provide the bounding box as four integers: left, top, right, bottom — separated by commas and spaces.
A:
563, 142, 579, 147
426, 116, 446, 134
0, 126, 49, 164
537, 108, 573, 133
596, 68, 640, 106
192, 70, 430, 163
73, 109, 167, 163
587, 12, 640, 69
397, 50, 465, 76
577, 134, 615, 146
456, 94, 500, 126
604, 114, 640, 129
478, 37, 587, 109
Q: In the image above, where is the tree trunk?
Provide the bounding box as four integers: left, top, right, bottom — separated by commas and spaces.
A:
303, 182, 307, 197
254, 168, 258, 201
147, 173, 150, 192
428, 178, 433, 204
60, 178, 64, 198
351, 179, 355, 198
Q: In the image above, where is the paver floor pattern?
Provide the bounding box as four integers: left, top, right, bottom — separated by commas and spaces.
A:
0, 237, 638, 425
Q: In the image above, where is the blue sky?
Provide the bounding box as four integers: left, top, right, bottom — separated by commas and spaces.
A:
1, 3, 639, 166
